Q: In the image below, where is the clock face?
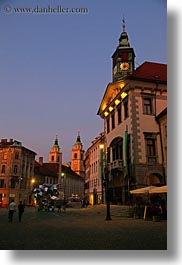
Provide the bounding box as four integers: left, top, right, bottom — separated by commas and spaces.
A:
120, 62, 129, 71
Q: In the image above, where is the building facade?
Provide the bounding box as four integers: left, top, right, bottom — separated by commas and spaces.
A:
97, 22, 167, 204
0, 139, 36, 207
84, 132, 105, 205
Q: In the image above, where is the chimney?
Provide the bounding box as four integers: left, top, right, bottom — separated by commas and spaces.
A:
39, 157, 43, 165
9, 138, 14, 143
1, 139, 7, 143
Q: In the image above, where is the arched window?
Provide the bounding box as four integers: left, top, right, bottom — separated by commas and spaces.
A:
1, 165, 6, 174
13, 165, 18, 174
74, 153, 77, 159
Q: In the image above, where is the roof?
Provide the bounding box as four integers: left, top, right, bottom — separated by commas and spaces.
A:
128, 61, 167, 83
34, 161, 84, 180
156, 107, 167, 120
0, 139, 37, 155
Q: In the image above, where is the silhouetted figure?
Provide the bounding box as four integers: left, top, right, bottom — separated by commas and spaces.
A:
8, 200, 16, 222
18, 201, 25, 222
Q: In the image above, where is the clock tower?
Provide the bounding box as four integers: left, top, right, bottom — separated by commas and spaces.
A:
71, 131, 85, 177
112, 19, 135, 82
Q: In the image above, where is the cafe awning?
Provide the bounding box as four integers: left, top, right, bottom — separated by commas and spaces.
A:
130, 186, 156, 194
149, 185, 167, 194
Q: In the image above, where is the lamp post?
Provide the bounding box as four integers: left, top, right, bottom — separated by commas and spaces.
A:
99, 144, 104, 204
99, 144, 112, 221
30, 178, 35, 205
61, 172, 65, 203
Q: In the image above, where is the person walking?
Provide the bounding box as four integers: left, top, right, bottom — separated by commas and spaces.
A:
8, 199, 16, 223
18, 201, 25, 222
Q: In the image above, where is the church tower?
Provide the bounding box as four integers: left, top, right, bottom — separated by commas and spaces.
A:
71, 131, 85, 177
112, 19, 135, 82
49, 136, 62, 183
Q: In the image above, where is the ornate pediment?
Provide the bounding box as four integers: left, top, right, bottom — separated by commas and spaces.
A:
97, 80, 126, 116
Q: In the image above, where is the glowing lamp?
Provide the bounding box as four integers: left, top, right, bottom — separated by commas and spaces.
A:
121, 92, 127, 99
115, 99, 120, 105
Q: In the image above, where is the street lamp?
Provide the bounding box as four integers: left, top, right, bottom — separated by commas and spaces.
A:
61, 172, 65, 203
30, 178, 35, 205
99, 144, 104, 204
99, 144, 112, 221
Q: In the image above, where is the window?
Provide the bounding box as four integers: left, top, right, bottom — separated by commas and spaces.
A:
51, 155, 54, 162
111, 113, 115, 129
117, 104, 122, 124
10, 179, 16, 189
13, 165, 18, 174
144, 133, 157, 163
112, 139, 123, 161
1, 165, 6, 174
57, 156, 60, 162
124, 99, 128, 119
143, 97, 153, 115
3, 153, 7, 160
74, 153, 77, 159
15, 152, 19, 160
106, 117, 110, 133
0, 179, 5, 188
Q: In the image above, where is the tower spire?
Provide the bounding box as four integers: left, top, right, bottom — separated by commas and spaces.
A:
76, 130, 81, 143
54, 135, 59, 146
122, 16, 125, 32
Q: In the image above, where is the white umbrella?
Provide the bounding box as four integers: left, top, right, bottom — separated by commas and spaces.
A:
130, 186, 156, 194
149, 185, 167, 194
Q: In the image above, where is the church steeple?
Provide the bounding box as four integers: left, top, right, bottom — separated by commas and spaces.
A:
75, 130, 81, 144
49, 136, 62, 164
71, 131, 85, 177
112, 18, 135, 82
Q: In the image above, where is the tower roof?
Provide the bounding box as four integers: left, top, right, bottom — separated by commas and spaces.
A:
53, 135, 60, 148
118, 18, 130, 48
75, 131, 82, 144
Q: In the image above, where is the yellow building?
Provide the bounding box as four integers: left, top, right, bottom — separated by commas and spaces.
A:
0, 139, 36, 207
85, 132, 105, 205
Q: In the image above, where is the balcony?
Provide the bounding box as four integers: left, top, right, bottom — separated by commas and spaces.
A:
108, 160, 123, 171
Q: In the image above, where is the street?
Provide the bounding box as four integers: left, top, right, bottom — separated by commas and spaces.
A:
0, 205, 167, 250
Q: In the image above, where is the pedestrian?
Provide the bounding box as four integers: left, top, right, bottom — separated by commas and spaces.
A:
8, 199, 16, 223
18, 201, 25, 222
85, 199, 89, 208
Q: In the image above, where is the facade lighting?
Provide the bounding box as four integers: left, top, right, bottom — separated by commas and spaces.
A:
109, 106, 114, 112
115, 99, 120, 105
104, 111, 109, 117
121, 92, 127, 99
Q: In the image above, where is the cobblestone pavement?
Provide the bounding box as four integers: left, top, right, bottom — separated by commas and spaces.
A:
0, 205, 167, 250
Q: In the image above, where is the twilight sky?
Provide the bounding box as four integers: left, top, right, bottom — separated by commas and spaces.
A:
0, 0, 167, 163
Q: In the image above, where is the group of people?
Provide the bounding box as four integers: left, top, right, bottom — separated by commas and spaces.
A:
8, 200, 25, 223
81, 198, 89, 208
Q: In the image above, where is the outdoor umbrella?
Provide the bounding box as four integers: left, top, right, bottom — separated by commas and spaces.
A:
130, 186, 156, 194
149, 185, 167, 194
